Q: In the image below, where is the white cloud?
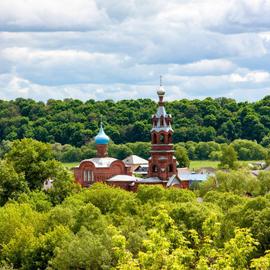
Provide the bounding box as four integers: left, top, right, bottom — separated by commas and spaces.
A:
0, 0, 108, 31
0, 0, 270, 101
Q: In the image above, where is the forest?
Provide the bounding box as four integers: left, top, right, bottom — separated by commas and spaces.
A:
1, 96, 270, 147
2, 96, 270, 269
1, 139, 270, 269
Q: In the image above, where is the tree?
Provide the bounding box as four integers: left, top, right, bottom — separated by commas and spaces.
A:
0, 160, 29, 206
219, 145, 238, 169
201, 170, 259, 196
257, 171, 270, 195
5, 138, 53, 189
108, 143, 133, 160
175, 145, 190, 167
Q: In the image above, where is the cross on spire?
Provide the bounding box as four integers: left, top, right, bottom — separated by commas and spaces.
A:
100, 115, 103, 128
160, 75, 162, 86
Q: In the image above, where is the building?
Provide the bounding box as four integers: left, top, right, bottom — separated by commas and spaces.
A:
178, 172, 211, 189
73, 124, 131, 187
74, 80, 210, 190
123, 155, 148, 174
148, 83, 178, 180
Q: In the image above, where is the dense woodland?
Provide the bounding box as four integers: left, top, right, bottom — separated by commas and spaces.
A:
2, 96, 270, 146
1, 139, 270, 269
2, 97, 270, 269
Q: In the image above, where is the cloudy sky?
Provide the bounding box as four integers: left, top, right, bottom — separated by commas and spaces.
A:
1, 0, 270, 101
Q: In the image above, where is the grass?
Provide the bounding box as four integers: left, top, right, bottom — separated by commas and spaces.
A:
63, 162, 79, 168
189, 160, 219, 169
190, 160, 262, 169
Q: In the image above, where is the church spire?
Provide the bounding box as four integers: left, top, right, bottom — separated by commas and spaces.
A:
157, 75, 165, 106
148, 78, 177, 180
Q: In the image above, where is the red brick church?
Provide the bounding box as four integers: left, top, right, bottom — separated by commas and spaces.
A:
74, 81, 182, 190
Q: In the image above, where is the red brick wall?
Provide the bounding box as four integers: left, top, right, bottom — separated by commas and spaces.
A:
74, 159, 131, 187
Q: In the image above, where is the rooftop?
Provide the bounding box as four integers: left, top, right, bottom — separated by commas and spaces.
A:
123, 155, 148, 165
107, 175, 142, 182
80, 157, 117, 168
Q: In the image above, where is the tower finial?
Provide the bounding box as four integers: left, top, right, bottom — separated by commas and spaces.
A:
100, 115, 103, 128
160, 75, 162, 87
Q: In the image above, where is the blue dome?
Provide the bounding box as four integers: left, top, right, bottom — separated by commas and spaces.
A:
95, 124, 110, 145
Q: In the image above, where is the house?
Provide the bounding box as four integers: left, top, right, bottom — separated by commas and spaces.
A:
134, 164, 148, 176
123, 155, 148, 174
178, 172, 211, 188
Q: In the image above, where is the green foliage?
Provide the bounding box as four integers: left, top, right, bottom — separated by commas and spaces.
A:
256, 171, 270, 196
1, 97, 270, 147
5, 138, 53, 189
232, 139, 267, 160
200, 170, 259, 196
0, 160, 29, 206
219, 144, 238, 169
174, 145, 190, 167
108, 143, 133, 160
0, 182, 270, 269
3, 138, 79, 205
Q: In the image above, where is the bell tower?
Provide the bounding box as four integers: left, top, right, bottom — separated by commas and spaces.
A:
148, 78, 177, 180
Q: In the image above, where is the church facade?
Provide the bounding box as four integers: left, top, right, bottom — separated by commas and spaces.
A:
73, 124, 131, 187
74, 82, 182, 189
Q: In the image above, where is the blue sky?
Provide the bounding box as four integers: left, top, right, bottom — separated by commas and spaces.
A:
0, 0, 270, 101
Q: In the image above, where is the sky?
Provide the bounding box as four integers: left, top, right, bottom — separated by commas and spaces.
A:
1, 0, 270, 102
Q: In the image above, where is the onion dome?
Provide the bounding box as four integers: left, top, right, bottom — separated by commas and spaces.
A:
95, 123, 110, 145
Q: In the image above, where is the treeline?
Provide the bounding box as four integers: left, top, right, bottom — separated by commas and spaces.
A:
2, 140, 270, 268
1, 139, 266, 163
2, 96, 270, 146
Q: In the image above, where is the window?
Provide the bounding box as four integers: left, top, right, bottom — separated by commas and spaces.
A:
160, 134, 165, 143
168, 164, 173, 172
152, 165, 158, 173
153, 133, 157, 144
160, 116, 164, 126
84, 170, 93, 182
168, 133, 172, 143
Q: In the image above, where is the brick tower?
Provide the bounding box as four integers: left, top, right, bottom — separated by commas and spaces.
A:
148, 79, 177, 180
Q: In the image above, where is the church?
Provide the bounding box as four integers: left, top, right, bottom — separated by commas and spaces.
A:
74, 82, 182, 190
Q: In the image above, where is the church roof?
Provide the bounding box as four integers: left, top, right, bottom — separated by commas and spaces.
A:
95, 123, 110, 145
107, 175, 142, 182
166, 175, 181, 187
80, 157, 117, 168
137, 177, 164, 183
123, 155, 148, 165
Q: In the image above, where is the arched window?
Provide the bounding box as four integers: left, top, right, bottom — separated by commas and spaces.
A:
168, 164, 173, 172
160, 116, 164, 127
168, 133, 172, 143
160, 134, 165, 144
153, 133, 157, 144
84, 170, 93, 182
152, 165, 158, 173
